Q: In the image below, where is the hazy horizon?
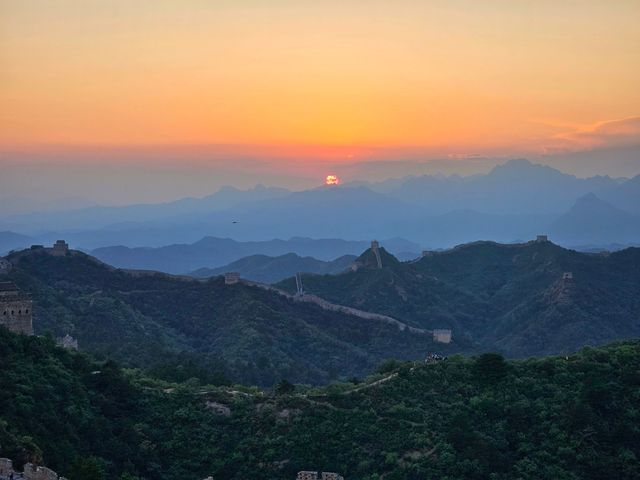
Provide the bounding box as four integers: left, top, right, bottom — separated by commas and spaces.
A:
1, 145, 639, 209
2, 0, 640, 206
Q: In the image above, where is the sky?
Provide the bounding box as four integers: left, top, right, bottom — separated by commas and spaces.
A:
1, 0, 639, 204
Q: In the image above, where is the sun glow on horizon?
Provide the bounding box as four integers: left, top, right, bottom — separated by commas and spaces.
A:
325, 175, 340, 186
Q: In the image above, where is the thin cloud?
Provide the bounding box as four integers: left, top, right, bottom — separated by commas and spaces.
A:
549, 116, 640, 151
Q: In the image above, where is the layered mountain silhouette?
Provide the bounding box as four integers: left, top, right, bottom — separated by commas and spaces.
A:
1, 160, 638, 250
0, 184, 291, 232
0, 231, 33, 255
91, 236, 421, 274
550, 193, 640, 244
599, 174, 640, 214
190, 252, 357, 283
371, 159, 625, 215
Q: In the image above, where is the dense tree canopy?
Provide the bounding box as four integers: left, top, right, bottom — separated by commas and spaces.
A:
1, 328, 639, 480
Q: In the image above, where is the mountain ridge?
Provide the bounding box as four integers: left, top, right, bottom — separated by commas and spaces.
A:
3, 159, 639, 249
550, 193, 640, 244
277, 239, 640, 357
190, 252, 357, 283
90, 236, 422, 274
1, 247, 447, 385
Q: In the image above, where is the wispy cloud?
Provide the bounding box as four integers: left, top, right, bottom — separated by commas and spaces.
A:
546, 116, 640, 152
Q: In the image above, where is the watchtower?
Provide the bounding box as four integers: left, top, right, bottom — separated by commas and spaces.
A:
433, 329, 452, 344
51, 240, 69, 256
536, 235, 548, 243
0, 282, 33, 335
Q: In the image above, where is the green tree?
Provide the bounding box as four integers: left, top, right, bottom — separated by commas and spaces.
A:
69, 456, 106, 480
475, 353, 508, 382
275, 379, 295, 395
120, 473, 142, 480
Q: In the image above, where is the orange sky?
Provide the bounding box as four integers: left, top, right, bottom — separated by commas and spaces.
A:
1, 0, 639, 159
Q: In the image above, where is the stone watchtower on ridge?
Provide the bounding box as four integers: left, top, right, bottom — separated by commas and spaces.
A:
0, 281, 34, 335
50, 240, 69, 256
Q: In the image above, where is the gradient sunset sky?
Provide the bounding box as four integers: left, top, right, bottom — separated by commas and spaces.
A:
1, 0, 640, 202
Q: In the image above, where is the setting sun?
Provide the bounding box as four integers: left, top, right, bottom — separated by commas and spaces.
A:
325, 175, 340, 186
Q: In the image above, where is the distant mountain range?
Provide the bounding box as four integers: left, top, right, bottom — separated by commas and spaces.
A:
0, 184, 291, 232
90, 236, 421, 274
1, 159, 638, 249
0, 231, 34, 255
366, 159, 635, 215
550, 193, 640, 245
190, 252, 357, 283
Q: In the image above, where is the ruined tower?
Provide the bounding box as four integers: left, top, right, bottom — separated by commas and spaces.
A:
0, 281, 34, 335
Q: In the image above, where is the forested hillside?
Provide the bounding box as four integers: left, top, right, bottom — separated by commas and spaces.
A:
1, 328, 639, 480
3, 249, 447, 386
4, 239, 640, 387
278, 241, 640, 357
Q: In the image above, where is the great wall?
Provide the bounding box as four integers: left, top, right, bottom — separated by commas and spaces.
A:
1, 459, 344, 480
235, 239, 452, 342
0, 241, 442, 480
242, 278, 436, 337
0, 240, 454, 343
0, 236, 588, 480
0, 241, 75, 343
